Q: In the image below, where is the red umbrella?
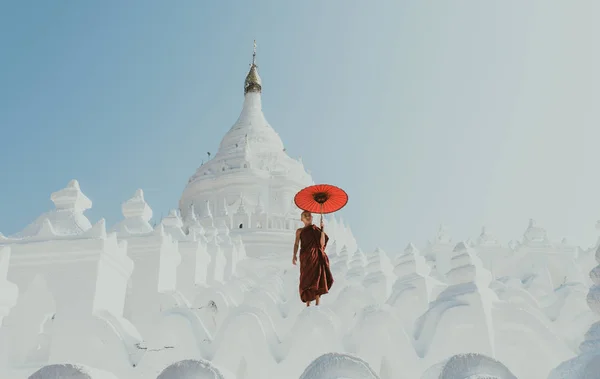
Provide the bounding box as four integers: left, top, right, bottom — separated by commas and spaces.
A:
294, 184, 348, 219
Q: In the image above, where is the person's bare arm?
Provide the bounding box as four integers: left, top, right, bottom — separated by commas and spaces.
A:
293, 228, 301, 264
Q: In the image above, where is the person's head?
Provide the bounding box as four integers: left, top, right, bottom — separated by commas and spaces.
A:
301, 211, 312, 225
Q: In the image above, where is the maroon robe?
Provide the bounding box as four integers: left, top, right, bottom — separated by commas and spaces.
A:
299, 224, 334, 303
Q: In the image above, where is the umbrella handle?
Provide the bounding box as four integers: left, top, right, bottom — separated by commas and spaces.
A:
319, 203, 325, 250
320, 203, 324, 224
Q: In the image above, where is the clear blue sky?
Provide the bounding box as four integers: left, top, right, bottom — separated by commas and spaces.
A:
0, 1, 597, 252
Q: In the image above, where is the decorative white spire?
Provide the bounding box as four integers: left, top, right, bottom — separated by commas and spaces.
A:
236, 194, 248, 215
162, 209, 183, 229
446, 242, 476, 285
111, 189, 154, 236
254, 196, 265, 214
216, 218, 231, 236
219, 198, 229, 217
523, 218, 549, 246
349, 248, 367, 268
12, 180, 95, 239
122, 189, 152, 221
183, 203, 197, 224
365, 247, 392, 274
183, 203, 205, 237
393, 243, 424, 278
394, 243, 419, 265
203, 200, 213, 219
51, 179, 92, 212
475, 225, 500, 247
346, 248, 367, 282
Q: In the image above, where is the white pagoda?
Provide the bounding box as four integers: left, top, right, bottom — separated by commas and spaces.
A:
179, 42, 313, 258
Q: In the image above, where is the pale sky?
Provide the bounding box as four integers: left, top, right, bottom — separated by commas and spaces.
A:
0, 1, 597, 253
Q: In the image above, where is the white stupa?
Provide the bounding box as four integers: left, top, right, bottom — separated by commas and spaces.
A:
179, 41, 312, 259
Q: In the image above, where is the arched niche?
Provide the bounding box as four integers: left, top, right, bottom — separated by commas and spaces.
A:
299, 352, 380, 379
156, 359, 225, 379
28, 363, 119, 379
424, 353, 517, 379
549, 352, 600, 379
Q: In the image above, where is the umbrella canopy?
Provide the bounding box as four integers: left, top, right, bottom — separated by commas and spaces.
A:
294, 184, 348, 215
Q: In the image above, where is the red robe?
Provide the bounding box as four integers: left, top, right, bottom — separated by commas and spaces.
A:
299, 224, 334, 303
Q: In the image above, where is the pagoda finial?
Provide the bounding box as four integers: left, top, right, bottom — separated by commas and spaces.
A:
244, 40, 262, 94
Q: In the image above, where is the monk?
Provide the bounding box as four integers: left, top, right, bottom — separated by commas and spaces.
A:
292, 211, 334, 306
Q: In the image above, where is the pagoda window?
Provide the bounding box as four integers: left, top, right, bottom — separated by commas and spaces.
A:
239, 223, 243, 229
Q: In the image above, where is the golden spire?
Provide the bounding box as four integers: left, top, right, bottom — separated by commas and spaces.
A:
244, 40, 262, 94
